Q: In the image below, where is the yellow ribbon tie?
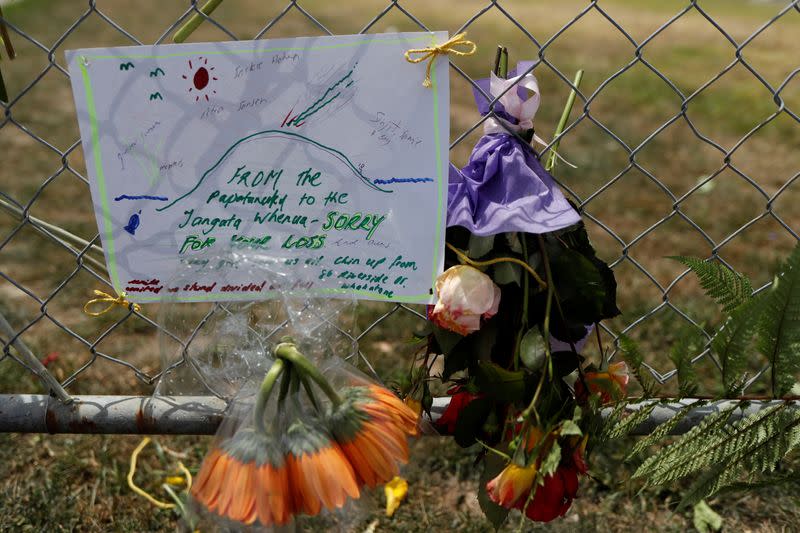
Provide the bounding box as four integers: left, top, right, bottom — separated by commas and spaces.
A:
404, 32, 476, 88
128, 437, 193, 510
84, 289, 141, 316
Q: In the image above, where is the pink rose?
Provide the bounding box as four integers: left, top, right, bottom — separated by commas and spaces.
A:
430, 265, 501, 335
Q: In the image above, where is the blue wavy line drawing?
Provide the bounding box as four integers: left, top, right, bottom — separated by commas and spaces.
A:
373, 177, 434, 185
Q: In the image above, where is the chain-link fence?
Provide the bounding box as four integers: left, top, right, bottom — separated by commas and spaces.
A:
1, 0, 799, 433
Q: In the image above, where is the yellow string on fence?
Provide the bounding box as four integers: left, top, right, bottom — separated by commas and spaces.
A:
83, 289, 141, 316
127, 437, 193, 510
404, 32, 476, 88
445, 242, 547, 290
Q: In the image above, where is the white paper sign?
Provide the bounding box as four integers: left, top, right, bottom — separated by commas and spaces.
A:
67, 32, 449, 304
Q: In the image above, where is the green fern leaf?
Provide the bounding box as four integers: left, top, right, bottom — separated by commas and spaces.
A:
678, 408, 800, 508
757, 244, 800, 397
639, 404, 800, 489
651, 404, 787, 486
671, 256, 752, 313
598, 401, 629, 443
715, 470, 800, 495
632, 403, 739, 481
625, 400, 706, 460
603, 402, 659, 441
679, 462, 749, 510
669, 329, 701, 397
618, 335, 658, 397
711, 294, 764, 395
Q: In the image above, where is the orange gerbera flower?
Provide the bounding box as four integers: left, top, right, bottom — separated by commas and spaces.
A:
191, 428, 290, 526
328, 384, 419, 488
283, 418, 360, 516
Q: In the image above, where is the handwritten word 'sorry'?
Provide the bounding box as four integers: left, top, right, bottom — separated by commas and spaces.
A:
67, 33, 449, 304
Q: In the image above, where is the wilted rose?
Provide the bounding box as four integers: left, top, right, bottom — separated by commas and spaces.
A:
430, 265, 501, 335
486, 463, 579, 523
433, 385, 482, 435
576, 361, 629, 404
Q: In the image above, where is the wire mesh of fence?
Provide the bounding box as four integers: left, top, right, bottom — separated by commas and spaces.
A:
1, 0, 799, 431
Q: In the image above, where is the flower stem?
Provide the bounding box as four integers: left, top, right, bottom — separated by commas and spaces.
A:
513, 234, 531, 371
545, 69, 584, 173
254, 358, 285, 435
476, 439, 512, 462
172, 0, 225, 43
300, 372, 321, 412
274, 342, 342, 407
446, 242, 547, 290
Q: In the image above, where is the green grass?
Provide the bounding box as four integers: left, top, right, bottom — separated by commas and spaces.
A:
1, 0, 800, 530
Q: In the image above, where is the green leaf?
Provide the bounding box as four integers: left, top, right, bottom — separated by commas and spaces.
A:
478, 452, 510, 530
421, 381, 433, 415
636, 404, 800, 490
603, 402, 658, 440
443, 348, 470, 379
711, 294, 763, 394
559, 224, 621, 319
618, 335, 657, 397
672, 256, 753, 313
678, 409, 800, 508
757, 244, 800, 397
669, 329, 700, 397
559, 419, 582, 437
433, 324, 463, 355
692, 500, 723, 533
549, 248, 609, 324
632, 403, 739, 482
505, 232, 523, 254
625, 400, 706, 461
493, 262, 521, 286
453, 396, 494, 447
475, 362, 526, 402
519, 328, 546, 371
538, 441, 562, 479
469, 234, 495, 259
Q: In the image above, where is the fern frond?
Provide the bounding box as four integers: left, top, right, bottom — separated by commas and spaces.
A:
632, 403, 740, 481
625, 400, 706, 460
711, 294, 763, 395
603, 402, 659, 441
678, 408, 800, 508
669, 330, 701, 397
671, 256, 752, 313
618, 335, 657, 397
715, 470, 800, 495
638, 404, 799, 488
678, 462, 749, 510
597, 401, 629, 443
757, 244, 800, 397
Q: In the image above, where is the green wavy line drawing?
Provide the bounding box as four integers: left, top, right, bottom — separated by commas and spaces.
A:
157, 129, 389, 212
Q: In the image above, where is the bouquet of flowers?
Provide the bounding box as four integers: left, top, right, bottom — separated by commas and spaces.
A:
421, 56, 623, 527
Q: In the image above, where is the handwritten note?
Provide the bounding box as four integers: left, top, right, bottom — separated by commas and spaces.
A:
67, 33, 449, 303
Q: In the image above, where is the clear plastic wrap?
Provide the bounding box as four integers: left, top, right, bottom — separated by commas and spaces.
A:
155, 250, 417, 531
155, 250, 357, 399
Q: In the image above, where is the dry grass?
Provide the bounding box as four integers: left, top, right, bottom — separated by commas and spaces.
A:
1, 0, 800, 531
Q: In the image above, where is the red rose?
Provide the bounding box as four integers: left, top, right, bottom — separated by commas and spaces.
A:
434, 386, 482, 435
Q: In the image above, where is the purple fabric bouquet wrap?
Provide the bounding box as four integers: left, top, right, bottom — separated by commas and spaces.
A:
448, 63, 581, 236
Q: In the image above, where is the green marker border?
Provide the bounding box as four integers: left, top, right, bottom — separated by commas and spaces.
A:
78, 33, 447, 304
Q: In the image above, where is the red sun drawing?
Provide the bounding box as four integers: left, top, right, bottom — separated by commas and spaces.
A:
182, 57, 218, 102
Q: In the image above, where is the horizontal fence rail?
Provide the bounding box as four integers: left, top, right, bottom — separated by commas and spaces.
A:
1, 0, 800, 433
1, 394, 783, 436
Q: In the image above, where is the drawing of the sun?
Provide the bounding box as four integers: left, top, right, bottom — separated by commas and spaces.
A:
183, 57, 218, 102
